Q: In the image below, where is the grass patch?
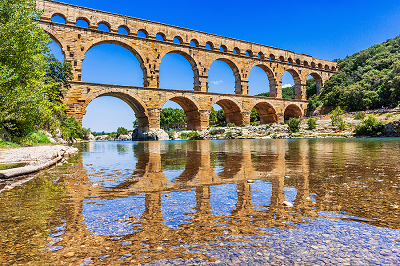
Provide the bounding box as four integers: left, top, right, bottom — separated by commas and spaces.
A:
0, 163, 27, 170
15, 131, 52, 146
0, 139, 21, 149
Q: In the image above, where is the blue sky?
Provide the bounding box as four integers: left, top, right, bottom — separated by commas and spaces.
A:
49, 0, 400, 132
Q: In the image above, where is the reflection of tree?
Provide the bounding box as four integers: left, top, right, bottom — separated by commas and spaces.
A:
116, 143, 128, 155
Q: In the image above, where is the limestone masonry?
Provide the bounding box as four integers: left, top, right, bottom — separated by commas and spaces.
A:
36, 0, 337, 131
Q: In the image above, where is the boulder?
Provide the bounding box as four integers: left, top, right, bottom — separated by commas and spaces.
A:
132, 128, 169, 141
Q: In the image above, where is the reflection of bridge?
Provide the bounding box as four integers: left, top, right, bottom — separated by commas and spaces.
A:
37, 0, 337, 130
50, 140, 319, 264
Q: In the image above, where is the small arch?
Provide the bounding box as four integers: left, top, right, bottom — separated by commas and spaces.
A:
137, 29, 148, 38
76, 17, 90, 28
246, 50, 253, 57
173, 36, 183, 44
332, 66, 336, 71
284, 104, 303, 121
118, 25, 129, 35
295, 59, 301, 65
318, 63, 323, 70
156, 33, 166, 41
233, 47, 240, 55
258, 52, 265, 59
163, 96, 201, 130
97, 21, 111, 32
269, 54, 276, 61
303, 61, 309, 67
220, 45, 227, 53
51, 14, 66, 24
190, 39, 199, 47
205, 41, 214, 50
209, 58, 241, 94
249, 65, 276, 96
311, 62, 317, 69
287, 58, 294, 64
308, 72, 323, 95
325, 64, 330, 70
214, 99, 243, 126
279, 56, 285, 62
253, 102, 278, 124
282, 69, 302, 100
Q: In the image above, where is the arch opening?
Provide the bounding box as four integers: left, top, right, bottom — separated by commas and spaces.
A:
118, 26, 129, 35
258, 52, 264, 59
269, 54, 275, 61
190, 39, 199, 47
208, 59, 240, 94
246, 50, 253, 57
248, 65, 275, 96
51, 14, 66, 24
307, 73, 323, 96
159, 51, 199, 91
220, 45, 227, 53
76, 18, 89, 28
97, 22, 110, 32
214, 99, 243, 126
253, 102, 278, 124
295, 59, 301, 65
82, 43, 145, 86
205, 41, 214, 50
162, 97, 200, 130
137, 29, 147, 38
173, 36, 183, 44
233, 47, 240, 55
82, 93, 148, 133
284, 104, 303, 121
156, 33, 165, 41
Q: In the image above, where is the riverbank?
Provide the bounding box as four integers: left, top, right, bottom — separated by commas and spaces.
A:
0, 145, 78, 179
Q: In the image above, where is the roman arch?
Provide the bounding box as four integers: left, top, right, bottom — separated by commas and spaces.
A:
36, 0, 337, 130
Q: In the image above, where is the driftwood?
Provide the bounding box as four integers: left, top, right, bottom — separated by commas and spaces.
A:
0, 146, 78, 179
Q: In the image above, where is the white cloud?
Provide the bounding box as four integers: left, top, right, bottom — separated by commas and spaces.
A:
282, 84, 293, 88
210, 80, 223, 85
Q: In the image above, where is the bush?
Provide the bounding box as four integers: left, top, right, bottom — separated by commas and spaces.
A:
354, 115, 383, 136
307, 118, 317, 130
186, 131, 201, 140
167, 130, 176, 140
287, 118, 301, 133
227, 123, 235, 127
240, 124, 246, 127
0, 138, 20, 148
15, 131, 51, 146
354, 112, 366, 120
330, 107, 346, 130
238, 129, 243, 136
226, 132, 233, 137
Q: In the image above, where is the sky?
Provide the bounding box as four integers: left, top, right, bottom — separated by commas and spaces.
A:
48, 0, 400, 132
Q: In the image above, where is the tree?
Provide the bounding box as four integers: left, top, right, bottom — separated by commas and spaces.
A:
160, 108, 187, 129
250, 108, 259, 122
209, 107, 217, 125
116, 127, 129, 137
216, 109, 226, 125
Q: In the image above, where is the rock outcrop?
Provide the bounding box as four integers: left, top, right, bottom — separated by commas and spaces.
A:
132, 128, 169, 141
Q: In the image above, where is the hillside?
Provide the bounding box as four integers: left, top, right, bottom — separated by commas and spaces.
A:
313, 35, 400, 112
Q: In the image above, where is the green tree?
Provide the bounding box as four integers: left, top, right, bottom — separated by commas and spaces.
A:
250, 108, 259, 122
209, 107, 217, 125
160, 108, 187, 129
116, 127, 129, 137
216, 109, 226, 125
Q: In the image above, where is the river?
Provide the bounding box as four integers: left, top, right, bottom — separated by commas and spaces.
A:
1, 139, 400, 265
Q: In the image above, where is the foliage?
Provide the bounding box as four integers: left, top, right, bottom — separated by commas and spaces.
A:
216, 109, 226, 125
354, 115, 384, 136
227, 123, 235, 127
160, 108, 186, 129
282, 85, 295, 99
307, 118, 317, 130
250, 108, 259, 122
287, 117, 301, 133
116, 127, 129, 137
209, 107, 218, 125
181, 131, 201, 140
167, 129, 175, 139
226, 132, 233, 137
240, 124, 246, 127
319, 35, 400, 111
14, 131, 51, 146
330, 107, 346, 130
133, 119, 138, 128
255, 92, 270, 97
0, 138, 20, 148
354, 112, 366, 120
238, 129, 243, 136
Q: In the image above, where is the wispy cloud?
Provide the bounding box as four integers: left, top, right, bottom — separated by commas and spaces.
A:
282, 84, 293, 88
210, 80, 223, 85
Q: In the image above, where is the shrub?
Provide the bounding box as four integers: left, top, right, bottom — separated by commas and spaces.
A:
182, 131, 201, 140
354, 112, 366, 120
167, 130, 176, 140
386, 113, 394, 118
307, 118, 317, 130
238, 129, 243, 136
354, 115, 383, 136
227, 123, 235, 127
0, 138, 20, 148
15, 131, 51, 146
180, 132, 188, 139
226, 132, 233, 137
287, 118, 301, 133
240, 124, 246, 127
331, 107, 346, 130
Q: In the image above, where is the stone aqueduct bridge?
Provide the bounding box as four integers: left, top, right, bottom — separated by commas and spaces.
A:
37, 0, 337, 130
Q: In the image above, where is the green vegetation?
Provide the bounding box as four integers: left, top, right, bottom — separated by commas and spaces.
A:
116, 127, 129, 137
0, 138, 20, 148
0, 0, 90, 144
0, 162, 27, 170
227, 123, 235, 127
166, 130, 176, 139
160, 108, 186, 129
330, 107, 346, 130
307, 118, 317, 130
288, 118, 301, 133
355, 115, 384, 136
238, 129, 243, 136
181, 131, 201, 140
14, 131, 51, 146
354, 112, 366, 120
255, 92, 270, 97
315, 35, 400, 112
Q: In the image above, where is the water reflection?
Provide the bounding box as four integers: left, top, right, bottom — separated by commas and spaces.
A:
1, 139, 400, 265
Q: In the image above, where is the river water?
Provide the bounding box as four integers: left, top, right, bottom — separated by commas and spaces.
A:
1, 139, 400, 265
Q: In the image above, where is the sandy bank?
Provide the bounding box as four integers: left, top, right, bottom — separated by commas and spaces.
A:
0, 145, 78, 179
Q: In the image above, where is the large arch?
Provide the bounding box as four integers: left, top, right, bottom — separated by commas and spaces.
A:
159, 50, 200, 91
284, 104, 303, 121
308, 72, 323, 95
83, 90, 149, 131
283, 69, 302, 100
249, 64, 277, 96
213, 99, 243, 126
252, 102, 278, 124
209, 58, 241, 94
162, 96, 201, 130
83, 39, 148, 86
